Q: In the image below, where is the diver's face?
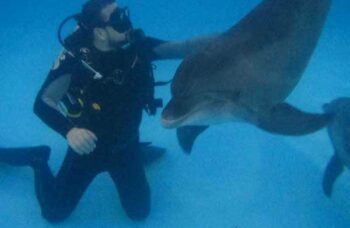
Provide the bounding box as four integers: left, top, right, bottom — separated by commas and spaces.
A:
100, 2, 118, 22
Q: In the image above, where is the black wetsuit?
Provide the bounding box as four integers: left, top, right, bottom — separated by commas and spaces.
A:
26, 31, 164, 222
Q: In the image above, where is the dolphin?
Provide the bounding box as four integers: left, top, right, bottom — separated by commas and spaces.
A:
322, 97, 350, 197
161, 0, 333, 153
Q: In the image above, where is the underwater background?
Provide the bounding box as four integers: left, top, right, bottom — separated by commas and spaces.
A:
0, 0, 349, 227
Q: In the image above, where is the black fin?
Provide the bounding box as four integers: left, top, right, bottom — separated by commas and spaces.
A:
0, 146, 50, 167
176, 126, 209, 154
322, 154, 344, 198
139, 142, 166, 166
257, 103, 332, 135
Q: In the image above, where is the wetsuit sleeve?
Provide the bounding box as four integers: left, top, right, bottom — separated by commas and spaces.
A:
33, 52, 76, 138
150, 33, 220, 60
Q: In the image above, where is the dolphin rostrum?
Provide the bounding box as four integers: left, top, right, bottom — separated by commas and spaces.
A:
161, 0, 333, 153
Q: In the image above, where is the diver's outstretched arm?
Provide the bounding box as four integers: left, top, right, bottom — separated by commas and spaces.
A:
152, 34, 219, 60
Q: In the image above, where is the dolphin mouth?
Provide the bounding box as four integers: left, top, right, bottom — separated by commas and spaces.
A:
161, 98, 200, 128
161, 93, 233, 128
161, 108, 197, 128
161, 94, 214, 128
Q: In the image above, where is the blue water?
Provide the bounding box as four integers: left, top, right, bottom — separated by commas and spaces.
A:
0, 0, 350, 227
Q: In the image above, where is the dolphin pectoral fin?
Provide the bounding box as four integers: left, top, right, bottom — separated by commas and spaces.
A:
176, 126, 209, 154
322, 154, 344, 198
257, 103, 332, 135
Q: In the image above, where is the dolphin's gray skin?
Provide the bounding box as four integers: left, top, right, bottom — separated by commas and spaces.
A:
161, 0, 332, 153
322, 98, 350, 197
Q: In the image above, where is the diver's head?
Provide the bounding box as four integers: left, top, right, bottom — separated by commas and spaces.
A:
100, 1, 118, 23
59, 0, 134, 53
80, 0, 118, 29
79, 0, 132, 32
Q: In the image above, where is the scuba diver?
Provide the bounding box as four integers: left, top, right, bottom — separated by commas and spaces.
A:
0, 0, 217, 223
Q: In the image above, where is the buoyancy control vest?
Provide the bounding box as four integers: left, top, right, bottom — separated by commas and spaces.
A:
58, 29, 163, 141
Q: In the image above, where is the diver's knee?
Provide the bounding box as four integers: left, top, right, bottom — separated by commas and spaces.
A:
123, 194, 151, 221
125, 204, 151, 221
42, 212, 69, 224
41, 206, 73, 224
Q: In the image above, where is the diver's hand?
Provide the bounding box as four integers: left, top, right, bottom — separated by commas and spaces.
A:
66, 128, 98, 155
